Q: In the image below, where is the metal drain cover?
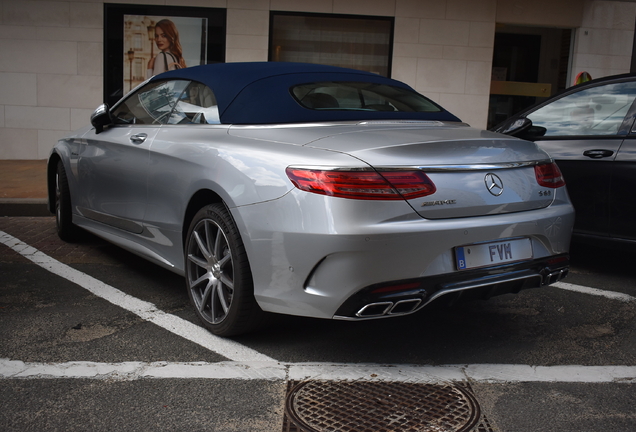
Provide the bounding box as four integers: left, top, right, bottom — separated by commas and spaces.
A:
285, 380, 481, 432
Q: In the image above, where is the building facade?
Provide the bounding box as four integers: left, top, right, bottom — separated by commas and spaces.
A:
0, 0, 634, 160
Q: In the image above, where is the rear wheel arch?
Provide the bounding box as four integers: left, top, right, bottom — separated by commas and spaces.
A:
182, 189, 224, 250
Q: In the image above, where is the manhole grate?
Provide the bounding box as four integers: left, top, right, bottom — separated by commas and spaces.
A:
282, 380, 494, 432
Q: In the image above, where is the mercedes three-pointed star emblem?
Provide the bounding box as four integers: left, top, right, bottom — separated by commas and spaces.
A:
484, 173, 504, 196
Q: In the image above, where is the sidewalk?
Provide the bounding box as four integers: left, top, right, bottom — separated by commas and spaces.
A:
0, 160, 50, 216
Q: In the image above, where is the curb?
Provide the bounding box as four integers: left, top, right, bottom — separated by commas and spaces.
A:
0, 199, 51, 217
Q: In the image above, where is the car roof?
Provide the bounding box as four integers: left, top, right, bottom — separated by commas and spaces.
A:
149, 62, 461, 124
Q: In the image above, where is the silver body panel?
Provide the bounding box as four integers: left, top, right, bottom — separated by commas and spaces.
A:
52, 121, 574, 319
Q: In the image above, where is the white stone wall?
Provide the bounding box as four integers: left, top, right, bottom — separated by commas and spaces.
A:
0, 0, 633, 160
572, 0, 636, 82
0, 0, 103, 159
391, 0, 497, 130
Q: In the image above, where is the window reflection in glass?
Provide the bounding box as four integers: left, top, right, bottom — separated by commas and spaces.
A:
527, 82, 636, 136
169, 81, 220, 124
112, 80, 189, 125
138, 80, 189, 124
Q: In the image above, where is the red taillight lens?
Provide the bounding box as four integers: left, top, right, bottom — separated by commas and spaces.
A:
534, 163, 566, 188
285, 168, 436, 200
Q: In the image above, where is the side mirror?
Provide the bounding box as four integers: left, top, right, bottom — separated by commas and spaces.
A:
90, 104, 113, 134
496, 118, 532, 136
494, 117, 547, 141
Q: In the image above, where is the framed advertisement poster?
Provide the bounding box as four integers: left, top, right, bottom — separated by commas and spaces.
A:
104, 4, 226, 107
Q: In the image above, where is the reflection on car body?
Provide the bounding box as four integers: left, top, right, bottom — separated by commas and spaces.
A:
48, 62, 574, 336
492, 73, 636, 246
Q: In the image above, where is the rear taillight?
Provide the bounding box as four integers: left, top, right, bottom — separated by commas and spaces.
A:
285, 168, 436, 200
535, 162, 566, 188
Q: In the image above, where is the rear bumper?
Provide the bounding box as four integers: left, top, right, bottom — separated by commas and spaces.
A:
232, 188, 574, 319
334, 254, 569, 320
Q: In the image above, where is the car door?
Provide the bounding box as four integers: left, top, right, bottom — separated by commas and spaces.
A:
143, 81, 224, 240
521, 80, 636, 238
610, 136, 636, 240
78, 79, 189, 233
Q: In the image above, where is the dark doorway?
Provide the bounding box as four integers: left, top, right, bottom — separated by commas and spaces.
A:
488, 25, 572, 128
493, 33, 541, 83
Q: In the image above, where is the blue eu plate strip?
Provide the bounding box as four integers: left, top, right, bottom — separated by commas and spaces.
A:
456, 247, 466, 270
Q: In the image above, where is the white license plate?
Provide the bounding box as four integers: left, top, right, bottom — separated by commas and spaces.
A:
455, 238, 533, 270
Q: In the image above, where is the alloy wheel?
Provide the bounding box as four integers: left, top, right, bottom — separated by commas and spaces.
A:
187, 218, 234, 325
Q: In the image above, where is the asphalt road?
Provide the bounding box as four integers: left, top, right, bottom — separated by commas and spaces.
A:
1, 217, 635, 431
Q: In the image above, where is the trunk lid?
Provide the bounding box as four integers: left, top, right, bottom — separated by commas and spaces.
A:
229, 121, 555, 219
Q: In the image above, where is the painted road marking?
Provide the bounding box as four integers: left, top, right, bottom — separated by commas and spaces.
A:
2, 230, 636, 384
552, 281, 636, 302
2, 359, 635, 384
0, 231, 275, 363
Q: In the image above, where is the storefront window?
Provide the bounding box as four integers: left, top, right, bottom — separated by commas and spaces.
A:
269, 12, 393, 77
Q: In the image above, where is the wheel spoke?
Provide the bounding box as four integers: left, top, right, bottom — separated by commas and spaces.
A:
193, 230, 212, 262
187, 254, 208, 271
55, 173, 61, 219
218, 253, 231, 268
213, 224, 223, 259
209, 282, 221, 320
219, 274, 234, 290
205, 221, 219, 261
200, 280, 214, 313
215, 284, 230, 314
189, 270, 210, 289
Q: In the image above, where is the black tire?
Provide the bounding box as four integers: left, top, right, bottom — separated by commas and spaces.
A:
55, 160, 80, 242
185, 203, 264, 336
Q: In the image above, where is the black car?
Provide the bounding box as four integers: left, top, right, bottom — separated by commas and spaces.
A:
492, 73, 636, 247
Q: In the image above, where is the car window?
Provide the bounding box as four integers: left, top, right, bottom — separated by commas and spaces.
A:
112, 80, 189, 125
291, 82, 442, 113
168, 81, 220, 125
526, 81, 636, 137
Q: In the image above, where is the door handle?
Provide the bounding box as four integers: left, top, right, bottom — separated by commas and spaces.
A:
583, 149, 613, 159
130, 133, 148, 144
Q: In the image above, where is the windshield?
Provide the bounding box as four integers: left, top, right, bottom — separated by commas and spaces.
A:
292, 82, 443, 113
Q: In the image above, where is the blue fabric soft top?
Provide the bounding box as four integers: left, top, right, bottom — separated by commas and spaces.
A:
150, 62, 461, 124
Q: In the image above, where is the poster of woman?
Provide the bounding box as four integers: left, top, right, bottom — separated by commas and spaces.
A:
147, 19, 187, 77
123, 15, 208, 93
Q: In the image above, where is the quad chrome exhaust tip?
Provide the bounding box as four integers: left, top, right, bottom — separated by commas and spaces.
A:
544, 268, 569, 285
355, 298, 422, 318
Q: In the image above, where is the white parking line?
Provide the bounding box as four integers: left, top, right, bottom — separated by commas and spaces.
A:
2, 359, 635, 384
0, 231, 275, 363
552, 281, 636, 302
2, 230, 636, 385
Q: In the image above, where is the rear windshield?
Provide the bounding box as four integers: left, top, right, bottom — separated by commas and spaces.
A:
291, 82, 442, 113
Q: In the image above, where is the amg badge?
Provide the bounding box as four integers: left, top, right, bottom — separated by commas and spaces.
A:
421, 199, 457, 207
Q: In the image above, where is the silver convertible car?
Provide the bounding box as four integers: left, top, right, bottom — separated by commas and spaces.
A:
47, 62, 574, 336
